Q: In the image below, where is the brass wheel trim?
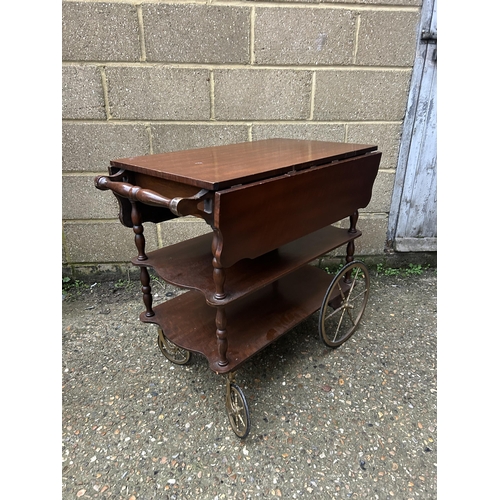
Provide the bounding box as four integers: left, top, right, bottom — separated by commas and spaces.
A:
157, 328, 191, 365
225, 373, 250, 439
319, 261, 370, 347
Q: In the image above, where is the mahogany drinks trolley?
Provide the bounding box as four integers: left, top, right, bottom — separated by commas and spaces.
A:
95, 139, 381, 438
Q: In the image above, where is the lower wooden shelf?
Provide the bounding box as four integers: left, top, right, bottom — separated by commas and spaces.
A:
140, 265, 333, 374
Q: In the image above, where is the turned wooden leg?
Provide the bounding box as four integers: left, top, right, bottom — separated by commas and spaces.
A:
131, 200, 147, 261
211, 229, 228, 365
213, 265, 227, 300
140, 266, 154, 317
346, 210, 358, 280
346, 239, 355, 267
211, 230, 227, 300
130, 200, 154, 316
215, 307, 229, 367
348, 209, 359, 234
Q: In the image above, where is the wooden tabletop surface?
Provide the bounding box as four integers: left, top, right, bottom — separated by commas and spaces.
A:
110, 138, 377, 190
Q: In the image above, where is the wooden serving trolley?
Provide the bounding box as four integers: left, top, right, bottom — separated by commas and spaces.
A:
95, 139, 381, 438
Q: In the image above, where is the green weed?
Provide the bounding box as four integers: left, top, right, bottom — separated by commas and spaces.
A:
62, 277, 91, 297
376, 263, 430, 277
324, 262, 345, 275
114, 278, 134, 290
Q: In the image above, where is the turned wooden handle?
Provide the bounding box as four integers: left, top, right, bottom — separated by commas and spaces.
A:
95, 175, 174, 209
95, 175, 210, 217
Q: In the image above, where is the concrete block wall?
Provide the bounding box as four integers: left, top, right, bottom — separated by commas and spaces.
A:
62, 0, 422, 278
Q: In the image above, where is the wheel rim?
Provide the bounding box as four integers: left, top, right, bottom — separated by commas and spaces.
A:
226, 384, 250, 439
157, 328, 191, 365
320, 261, 370, 347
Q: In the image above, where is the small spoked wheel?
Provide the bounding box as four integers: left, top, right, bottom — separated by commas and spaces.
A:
319, 261, 370, 348
157, 328, 191, 365
226, 382, 251, 439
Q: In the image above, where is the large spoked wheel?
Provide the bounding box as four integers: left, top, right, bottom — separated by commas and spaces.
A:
157, 328, 191, 365
319, 261, 370, 348
226, 383, 251, 439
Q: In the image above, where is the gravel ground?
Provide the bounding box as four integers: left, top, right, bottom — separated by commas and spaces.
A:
62, 268, 437, 500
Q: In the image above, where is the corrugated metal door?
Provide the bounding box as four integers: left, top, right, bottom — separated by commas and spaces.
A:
388, 0, 437, 252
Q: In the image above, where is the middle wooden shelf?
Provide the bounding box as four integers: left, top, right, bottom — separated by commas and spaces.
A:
133, 224, 361, 307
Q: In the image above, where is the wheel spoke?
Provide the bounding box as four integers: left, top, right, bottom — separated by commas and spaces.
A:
348, 287, 368, 304
324, 304, 344, 321
332, 306, 347, 343
231, 396, 242, 414
345, 307, 356, 325
235, 410, 246, 428
337, 281, 347, 302
344, 269, 361, 302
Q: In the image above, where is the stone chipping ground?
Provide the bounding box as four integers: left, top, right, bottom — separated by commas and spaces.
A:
62, 268, 437, 500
